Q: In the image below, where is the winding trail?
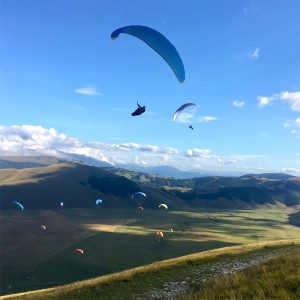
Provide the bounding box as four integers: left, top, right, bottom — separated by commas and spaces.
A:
134, 247, 286, 300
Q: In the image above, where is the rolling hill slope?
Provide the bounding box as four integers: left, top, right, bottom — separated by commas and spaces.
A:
1, 162, 299, 210
0, 163, 183, 210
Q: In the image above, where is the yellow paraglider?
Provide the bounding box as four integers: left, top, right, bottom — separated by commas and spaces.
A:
159, 203, 168, 210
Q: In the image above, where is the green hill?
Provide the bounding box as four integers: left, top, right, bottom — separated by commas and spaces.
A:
0, 162, 183, 210
1, 162, 299, 210
0, 156, 65, 169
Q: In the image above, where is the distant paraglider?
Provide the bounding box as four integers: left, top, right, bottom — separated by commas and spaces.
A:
41, 225, 47, 230
96, 199, 103, 205
173, 103, 199, 122
132, 192, 146, 198
159, 203, 168, 210
12, 201, 24, 211
156, 231, 164, 238
74, 248, 84, 255
208, 216, 218, 222
189, 125, 194, 130
132, 102, 146, 116
111, 25, 185, 83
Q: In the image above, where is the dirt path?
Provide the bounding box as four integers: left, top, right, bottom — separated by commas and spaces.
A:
134, 247, 286, 300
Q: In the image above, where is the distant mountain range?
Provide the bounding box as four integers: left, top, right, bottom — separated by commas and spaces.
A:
0, 155, 272, 178
0, 157, 299, 210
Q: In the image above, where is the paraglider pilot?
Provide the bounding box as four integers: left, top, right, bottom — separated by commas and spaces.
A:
132, 102, 146, 116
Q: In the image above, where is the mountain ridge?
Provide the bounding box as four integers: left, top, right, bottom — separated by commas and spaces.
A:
0, 162, 299, 210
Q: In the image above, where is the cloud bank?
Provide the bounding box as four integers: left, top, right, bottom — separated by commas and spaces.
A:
0, 125, 299, 175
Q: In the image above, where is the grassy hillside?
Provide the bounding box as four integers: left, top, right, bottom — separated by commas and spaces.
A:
0, 156, 64, 169
106, 167, 300, 208
1, 240, 299, 300
0, 162, 183, 209
1, 163, 299, 210
1, 207, 299, 295
181, 245, 300, 300
289, 211, 300, 227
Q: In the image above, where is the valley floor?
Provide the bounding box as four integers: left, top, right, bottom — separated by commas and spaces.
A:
1, 207, 299, 296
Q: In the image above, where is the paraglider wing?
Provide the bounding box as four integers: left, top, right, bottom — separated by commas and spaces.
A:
96, 199, 103, 205
75, 248, 84, 254
159, 203, 168, 210
173, 103, 198, 121
111, 25, 185, 83
12, 201, 24, 211
132, 192, 147, 198
156, 231, 164, 238
131, 106, 146, 116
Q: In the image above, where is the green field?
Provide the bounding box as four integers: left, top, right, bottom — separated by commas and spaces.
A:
1, 206, 299, 296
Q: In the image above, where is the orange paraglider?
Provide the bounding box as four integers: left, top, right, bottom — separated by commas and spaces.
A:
156, 231, 164, 238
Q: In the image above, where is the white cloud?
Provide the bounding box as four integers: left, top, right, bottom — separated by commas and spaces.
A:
0, 125, 110, 163
258, 96, 274, 108
282, 167, 299, 174
258, 90, 300, 111
280, 91, 300, 112
249, 47, 260, 59
74, 85, 103, 96
284, 117, 300, 134
0, 125, 180, 166
185, 148, 212, 158
197, 116, 218, 123
232, 100, 245, 108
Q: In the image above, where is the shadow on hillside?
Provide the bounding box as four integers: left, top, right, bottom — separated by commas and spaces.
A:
288, 211, 300, 228
0, 208, 291, 295
1, 229, 236, 295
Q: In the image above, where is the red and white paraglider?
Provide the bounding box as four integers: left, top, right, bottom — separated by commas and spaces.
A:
74, 248, 84, 255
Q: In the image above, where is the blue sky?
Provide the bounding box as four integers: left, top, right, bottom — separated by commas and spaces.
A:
1, 0, 300, 174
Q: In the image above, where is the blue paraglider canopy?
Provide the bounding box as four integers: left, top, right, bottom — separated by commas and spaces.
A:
96, 199, 103, 205
132, 192, 146, 198
111, 25, 185, 83
13, 201, 24, 211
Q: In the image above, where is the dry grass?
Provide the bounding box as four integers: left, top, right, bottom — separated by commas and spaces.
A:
180, 246, 300, 300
